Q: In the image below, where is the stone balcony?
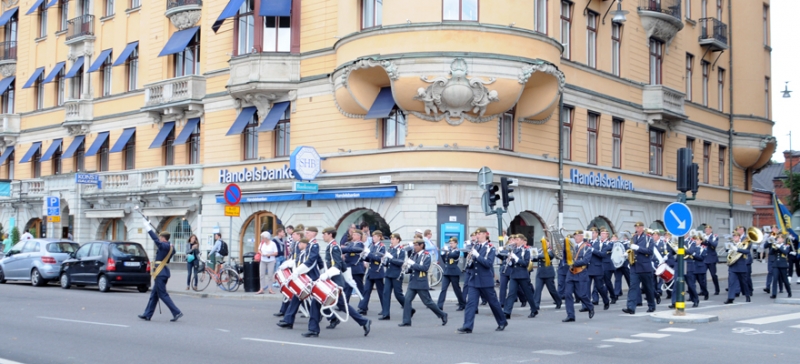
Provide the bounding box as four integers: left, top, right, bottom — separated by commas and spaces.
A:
0, 113, 19, 148
642, 85, 686, 124
227, 53, 300, 119
142, 75, 206, 123
62, 99, 93, 135
82, 166, 203, 196
637, 0, 684, 47
166, 0, 202, 30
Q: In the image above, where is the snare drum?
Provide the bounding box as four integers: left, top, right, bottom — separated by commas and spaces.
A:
655, 263, 674, 283
311, 279, 341, 307
274, 268, 295, 300
286, 273, 313, 301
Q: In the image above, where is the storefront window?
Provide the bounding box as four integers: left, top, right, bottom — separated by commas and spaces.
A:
103, 219, 127, 241
164, 217, 192, 262
241, 212, 278, 261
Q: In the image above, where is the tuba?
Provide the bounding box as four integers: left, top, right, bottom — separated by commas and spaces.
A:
727, 227, 761, 266
545, 225, 567, 260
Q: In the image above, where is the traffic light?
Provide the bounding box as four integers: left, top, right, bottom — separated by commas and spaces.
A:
487, 184, 500, 210
688, 163, 699, 194
677, 148, 693, 192
500, 177, 515, 209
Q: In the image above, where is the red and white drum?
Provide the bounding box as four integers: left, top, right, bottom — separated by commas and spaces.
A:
274, 268, 295, 300
655, 263, 674, 283
285, 273, 313, 301
311, 279, 341, 307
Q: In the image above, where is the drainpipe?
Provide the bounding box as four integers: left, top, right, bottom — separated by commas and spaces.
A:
728, 0, 734, 231
558, 92, 565, 229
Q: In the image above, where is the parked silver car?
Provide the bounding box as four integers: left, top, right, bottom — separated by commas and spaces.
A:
0, 239, 79, 286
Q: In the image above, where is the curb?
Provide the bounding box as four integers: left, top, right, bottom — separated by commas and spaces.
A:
775, 298, 800, 305
648, 311, 719, 324
167, 288, 461, 303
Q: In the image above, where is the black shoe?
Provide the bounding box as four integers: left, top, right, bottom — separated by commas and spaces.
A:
724, 299, 734, 304
579, 308, 589, 313
277, 321, 293, 329
411, 308, 416, 318
622, 308, 635, 315
647, 308, 656, 313
326, 318, 340, 329
704, 293, 709, 301
656, 296, 661, 305
764, 288, 770, 293
457, 327, 472, 334
735, 294, 740, 298
555, 303, 562, 310
362, 319, 371, 336
604, 304, 610, 310
505, 313, 511, 319
770, 295, 777, 299
789, 293, 792, 298
528, 311, 538, 318
589, 310, 595, 319
481, 301, 488, 306
592, 301, 599, 305
746, 296, 751, 302
301, 331, 319, 338
714, 292, 720, 295
562, 317, 575, 322
495, 324, 507, 331
137, 314, 150, 321
668, 304, 675, 309
692, 301, 699, 308
726, 288, 729, 292
666, 293, 672, 299
357, 309, 367, 315
441, 313, 448, 326
378, 315, 390, 321
610, 298, 617, 304
398, 322, 411, 327
170, 313, 183, 322
456, 306, 465, 311
273, 312, 285, 317
636, 303, 643, 307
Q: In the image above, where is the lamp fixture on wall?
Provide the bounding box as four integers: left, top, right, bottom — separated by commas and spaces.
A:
782, 82, 792, 98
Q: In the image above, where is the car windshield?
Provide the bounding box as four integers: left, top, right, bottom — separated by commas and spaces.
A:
47, 243, 79, 253
110, 243, 147, 258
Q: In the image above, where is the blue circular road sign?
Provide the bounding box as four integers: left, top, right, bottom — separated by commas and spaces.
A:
663, 202, 693, 237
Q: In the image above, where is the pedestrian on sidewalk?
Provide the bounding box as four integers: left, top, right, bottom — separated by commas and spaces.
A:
257, 231, 278, 295
2, 233, 11, 254
186, 235, 200, 290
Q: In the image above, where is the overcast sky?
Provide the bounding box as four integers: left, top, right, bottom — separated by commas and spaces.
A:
770, 0, 798, 162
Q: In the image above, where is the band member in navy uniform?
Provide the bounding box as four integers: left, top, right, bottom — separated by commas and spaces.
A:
599, 230, 617, 304
342, 230, 365, 302
138, 217, 182, 322
703, 225, 721, 295
770, 234, 793, 298
725, 231, 751, 304
533, 238, 562, 310
612, 234, 631, 301
318, 227, 371, 336
498, 238, 514, 308
358, 231, 386, 315
670, 234, 699, 308
563, 231, 594, 322
438, 237, 466, 311
503, 235, 539, 318
623, 222, 657, 314
557, 243, 569, 304
662, 232, 677, 299
379, 233, 413, 320
278, 231, 324, 338
399, 239, 448, 327
588, 229, 611, 310
275, 229, 303, 317
692, 235, 710, 301
457, 227, 508, 334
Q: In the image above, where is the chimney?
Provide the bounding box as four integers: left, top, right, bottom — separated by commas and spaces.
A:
783, 150, 800, 173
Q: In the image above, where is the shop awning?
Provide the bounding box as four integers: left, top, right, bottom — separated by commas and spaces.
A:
305, 187, 397, 201
42, 62, 65, 83
85, 132, 109, 157
226, 107, 257, 136
62, 135, 85, 159
22, 67, 45, 89
0, 7, 18, 27
158, 27, 200, 57
0, 146, 14, 164
113, 42, 139, 66
212, 0, 246, 33
110, 128, 136, 153
174, 118, 200, 145
260, 0, 292, 16
26, 0, 44, 15
215, 191, 303, 204
65, 57, 85, 79
149, 122, 175, 149
257, 102, 290, 132
0, 76, 15, 95
40, 139, 62, 161
88, 49, 113, 73
364, 87, 396, 119
19, 142, 41, 163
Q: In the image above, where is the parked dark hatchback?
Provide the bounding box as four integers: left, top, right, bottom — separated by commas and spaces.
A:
60, 241, 151, 293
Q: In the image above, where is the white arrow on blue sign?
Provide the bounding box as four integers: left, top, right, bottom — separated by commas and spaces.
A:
663, 202, 693, 237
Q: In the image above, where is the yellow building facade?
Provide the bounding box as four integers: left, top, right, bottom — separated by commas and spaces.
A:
0, 0, 775, 260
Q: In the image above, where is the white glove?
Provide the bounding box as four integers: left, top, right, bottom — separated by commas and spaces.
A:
319, 272, 329, 281
142, 219, 152, 232
326, 267, 341, 278
279, 260, 294, 270
294, 264, 311, 276
289, 271, 298, 280
510, 252, 519, 262
471, 249, 479, 257
791, 252, 797, 256
405, 258, 414, 266
630, 244, 639, 250
384, 252, 393, 259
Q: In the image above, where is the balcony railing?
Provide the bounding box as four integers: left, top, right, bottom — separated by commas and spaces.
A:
0, 41, 16, 62
643, 85, 686, 122
64, 100, 93, 122
638, 0, 682, 21
66, 15, 95, 41
143, 75, 206, 108
168, 0, 202, 9
699, 17, 728, 47
83, 166, 203, 194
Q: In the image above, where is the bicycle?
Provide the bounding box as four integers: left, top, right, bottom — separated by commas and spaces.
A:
193, 257, 240, 292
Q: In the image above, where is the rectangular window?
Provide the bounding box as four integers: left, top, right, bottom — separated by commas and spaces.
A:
52, 143, 62, 175
98, 138, 109, 172
561, 106, 573, 161
275, 107, 292, 157
55, 70, 65, 106
70, 66, 82, 100
560, 1, 571, 59
383, 109, 407, 149
5, 151, 13, 179
236, 0, 255, 56
443, 0, 478, 22
716, 0, 722, 19
686, 0, 692, 19
74, 141, 85, 172
499, 111, 513, 151
123, 133, 135, 170
686, 137, 695, 154
130, 0, 141, 9
1, 80, 14, 114
32, 149, 41, 178
611, 23, 621, 76
126, 46, 138, 91
612, 118, 623, 169
264, 16, 291, 52
701, 0, 707, 18
702, 61, 709, 106
106, 0, 115, 16
60, 0, 69, 31
649, 129, 664, 175
685, 54, 693, 101
4, 9, 17, 43
703, 142, 710, 184
243, 113, 258, 160
101, 53, 112, 97
175, 31, 200, 77
38, 4, 47, 38
163, 128, 175, 166
534, 0, 547, 34
362, 0, 383, 29
35, 77, 44, 110
765, 77, 770, 118
718, 146, 725, 186
649, 39, 663, 85
188, 123, 200, 164
587, 112, 598, 165
586, 12, 597, 68
763, 5, 769, 46
717, 68, 725, 111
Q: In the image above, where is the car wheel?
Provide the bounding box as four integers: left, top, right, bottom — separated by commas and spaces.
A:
98, 275, 110, 292
137, 285, 149, 293
0, 267, 5, 284
60, 273, 71, 289
31, 268, 45, 287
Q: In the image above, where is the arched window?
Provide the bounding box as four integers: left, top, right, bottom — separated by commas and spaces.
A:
164, 217, 193, 262
587, 216, 614, 234
103, 219, 127, 241
650, 220, 666, 232
241, 211, 280, 261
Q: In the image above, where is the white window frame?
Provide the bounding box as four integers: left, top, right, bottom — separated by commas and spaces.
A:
586, 12, 597, 68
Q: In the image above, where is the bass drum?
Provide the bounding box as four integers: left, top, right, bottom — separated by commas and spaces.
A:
611, 242, 627, 268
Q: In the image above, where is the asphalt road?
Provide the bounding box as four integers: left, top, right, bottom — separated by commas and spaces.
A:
1, 277, 799, 364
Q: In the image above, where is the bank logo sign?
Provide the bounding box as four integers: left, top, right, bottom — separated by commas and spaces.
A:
290, 146, 322, 181
219, 165, 294, 184
569, 169, 634, 191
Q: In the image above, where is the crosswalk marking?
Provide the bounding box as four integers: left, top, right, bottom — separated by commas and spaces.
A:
736, 312, 800, 325
531, 350, 575, 356
596, 345, 614, 348
789, 325, 800, 329
618, 313, 652, 317
659, 328, 696, 333
603, 338, 643, 344
631, 333, 671, 338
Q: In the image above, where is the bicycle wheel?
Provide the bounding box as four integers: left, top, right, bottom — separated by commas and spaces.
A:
194, 270, 212, 291
219, 268, 241, 292
428, 263, 443, 287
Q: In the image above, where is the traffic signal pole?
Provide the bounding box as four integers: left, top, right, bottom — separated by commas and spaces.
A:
674, 148, 699, 316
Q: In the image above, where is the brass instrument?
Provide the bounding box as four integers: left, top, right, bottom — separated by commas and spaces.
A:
625, 231, 637, 265
545, 225, 567, 260
668, 235, 679, 253
727, 227, 761, 266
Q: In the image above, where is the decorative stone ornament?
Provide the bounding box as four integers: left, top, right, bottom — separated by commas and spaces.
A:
412, 58, 500, 125
0, 62, 14, 77
340, 58, 399, 89
168, 10, 202, 30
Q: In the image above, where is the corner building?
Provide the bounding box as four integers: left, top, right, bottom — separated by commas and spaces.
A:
0, 0, 775, 261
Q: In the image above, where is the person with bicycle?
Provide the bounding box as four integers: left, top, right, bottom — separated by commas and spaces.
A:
319, 227, 371, 336
210, 233, 227, 275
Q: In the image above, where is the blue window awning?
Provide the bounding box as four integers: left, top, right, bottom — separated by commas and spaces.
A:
40, 139, 62, 162
0, 7, 18, 27
149, 122, 175, 149
85, 132, 109, 157
158, 27, 199, 57
305, 187, 398, 201
22, 67, 45, 89
257, 102, 290, 132
65, 57, 85, 79
26, 0, 44, 15
227, 107, 258, 136
19, 142, 41, 163
174, 118, 200, 145
212, 0, 246, 33
88, 49, 112, 73
0, 76, 14, 95
260, 0, 292, 16
0, 146, 14, 164
364, 87, 396, 119
110, 128, 136, 153
216, 191, 303, 204
62, 135, 85, 159
43, 62, 65, 83
113, 42, 139, 66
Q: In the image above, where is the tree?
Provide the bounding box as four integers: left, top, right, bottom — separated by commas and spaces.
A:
784, 171, 800, 213
11, 226, 20, 245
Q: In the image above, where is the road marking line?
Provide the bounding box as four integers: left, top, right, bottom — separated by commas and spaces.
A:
242, 338, 394, 355
37, 316, 128, 328
602, 338, 643, 344
659, 328, 695, 333
618, 313, 651, 317
737, 312, 800, 325
631, 333, 671, 338
531, 350, 575, 356
687, 302, 749, 310
596, 345, 614, 348
790, 325, 800, 329
216, 329, 230, 332
0, 358, 25, 364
